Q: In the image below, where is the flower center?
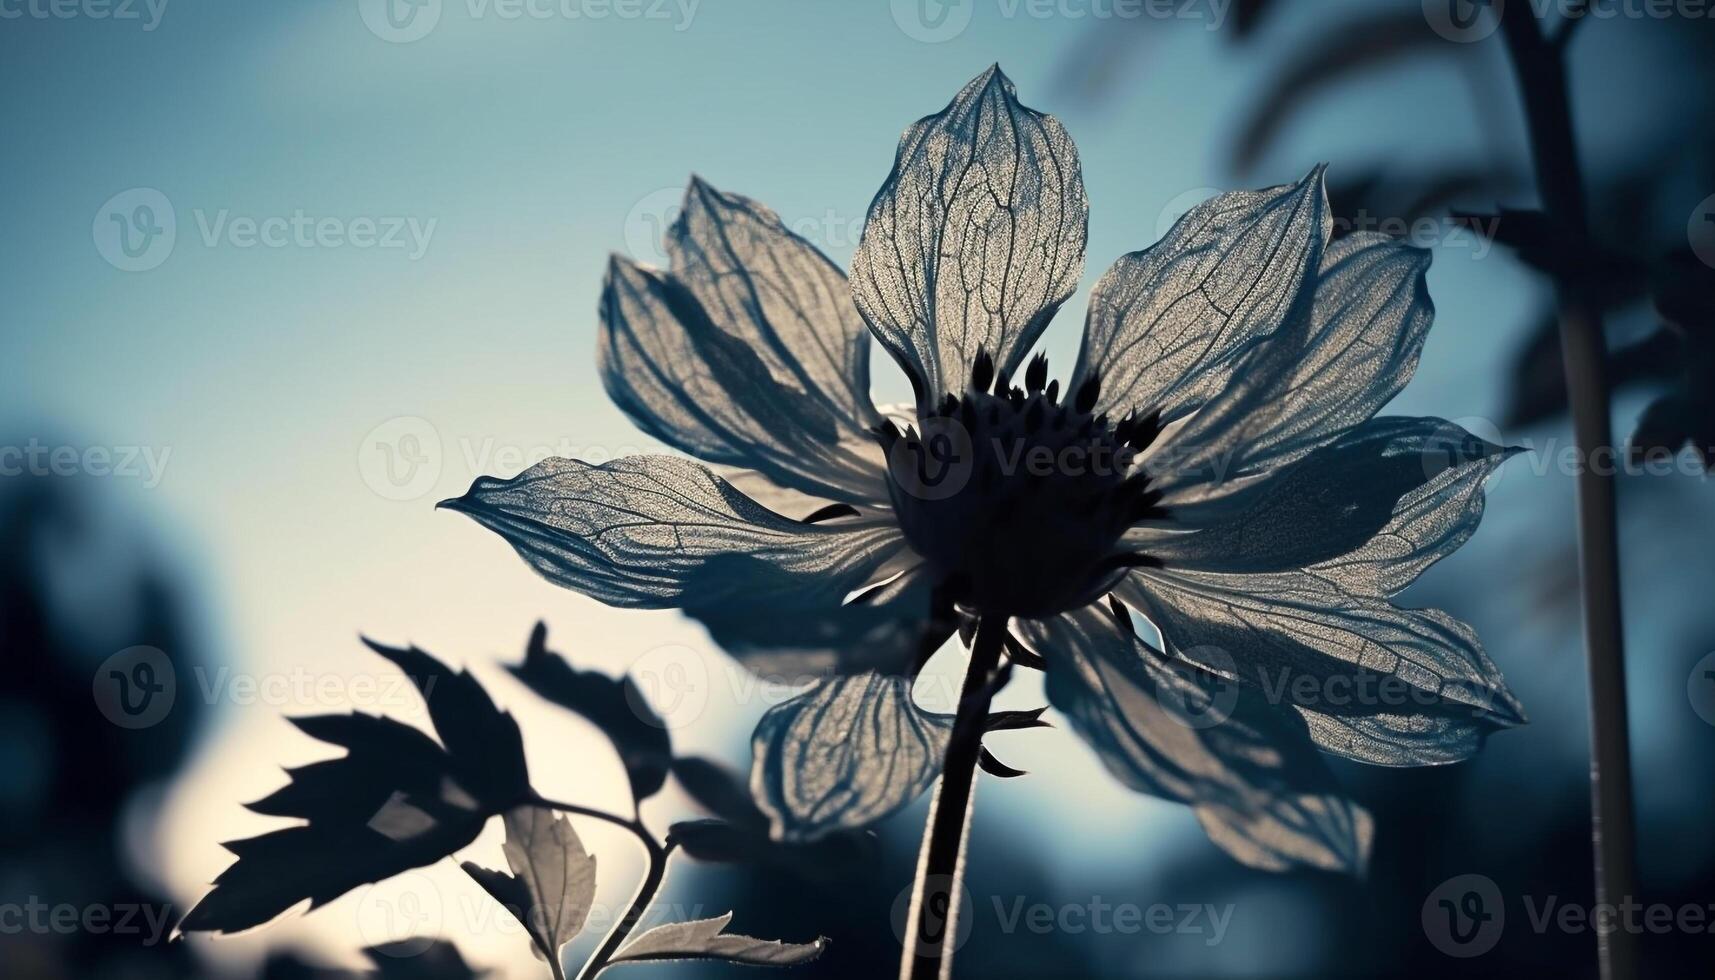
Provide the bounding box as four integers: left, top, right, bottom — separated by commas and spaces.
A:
877, 352, 1166, 618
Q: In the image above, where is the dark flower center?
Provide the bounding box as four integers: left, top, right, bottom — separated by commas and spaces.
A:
876, 352, 1167, 618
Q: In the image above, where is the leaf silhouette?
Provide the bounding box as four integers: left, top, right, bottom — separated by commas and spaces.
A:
177, 640, 531, 936
508, 621, 672, 801
666, 756, 880, 880
461, 806, 597, 979
608, 912, 826, 969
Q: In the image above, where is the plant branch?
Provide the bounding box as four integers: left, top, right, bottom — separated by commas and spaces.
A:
901, 615, 1008, 980
534, 797, 676, 980
1498, 8, 1639, 980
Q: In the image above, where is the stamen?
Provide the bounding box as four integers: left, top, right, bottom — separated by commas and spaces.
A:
971, 349, 995, 392
1074, 373, 1101, 414
1025, 353, 1048, 394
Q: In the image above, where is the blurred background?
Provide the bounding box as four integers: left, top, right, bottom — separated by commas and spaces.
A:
3, 0, 1713, 976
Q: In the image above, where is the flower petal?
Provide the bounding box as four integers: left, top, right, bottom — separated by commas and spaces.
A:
851, 65, 1088, 403
1146, 417, 1516, 589
1072, 168, 1330, 421
1118, 569, 1525, 766
1149, 233, 1436, 494
1023, 605, 1372, 873
750, 673, 951, 841
601, 192, 886, 505
441, 455, 904, 611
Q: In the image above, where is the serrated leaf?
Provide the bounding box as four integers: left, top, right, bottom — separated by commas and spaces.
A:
609, 912, 826, 969
177, 641, 531, 937
983, 707, 1051, 733
463, 807, 597, 975
508, 622, 672, 801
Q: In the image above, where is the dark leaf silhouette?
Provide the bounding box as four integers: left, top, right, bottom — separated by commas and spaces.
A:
508, 621, 672, 801
178, 640, 530, 935
365, 941, 490, 978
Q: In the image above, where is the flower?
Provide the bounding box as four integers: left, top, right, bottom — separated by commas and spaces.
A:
443, 66, 1524, 874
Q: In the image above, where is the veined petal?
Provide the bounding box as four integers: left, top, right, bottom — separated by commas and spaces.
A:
1149, 233, 1436, 493
750, 673, 951, 841
851, 65, 1088, 403
1072, 168, 1330, 422
441, 455, 904, 611
1118, 569, 1525, 766
601, 194, 886, 505
1023, 605, 1371, 873
1146, 417, 1516, 590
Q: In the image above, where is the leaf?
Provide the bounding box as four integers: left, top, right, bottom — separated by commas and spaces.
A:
508, 622, 673, 801
750, 674, 952, 841
983, 707, 1051, 733
362, 939, 487, 978
462, 806, 597, 974
668, 757, 882, 880
850, 65, 1088, 403
178, 641, 531, 936
977, 747, 1028, 779
609, 912, 826, 969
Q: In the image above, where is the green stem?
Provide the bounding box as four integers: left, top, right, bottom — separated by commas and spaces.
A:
534, 797, 675, 980
900, 615, 1007, 980
1498, 9, 1639, 980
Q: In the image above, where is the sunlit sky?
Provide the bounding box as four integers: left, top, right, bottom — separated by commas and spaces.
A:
3, 0, 1707, 974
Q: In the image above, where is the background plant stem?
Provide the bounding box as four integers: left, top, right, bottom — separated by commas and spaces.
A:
536, 797, 674, 980
901, 615, 1007, 980
1498, 8, 1639, 979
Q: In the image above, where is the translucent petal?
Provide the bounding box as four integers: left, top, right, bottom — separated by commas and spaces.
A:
600, 183, 886, 505
851, 65, 1088, 403
1149, 233, 1437, 494
1146, 417, 1517, 590
441, 455, 904, 611
1072, 169, 1330, 422
1023, 605, 1372, 873
750, 673, 951, 841
1118, 569, 1525, 766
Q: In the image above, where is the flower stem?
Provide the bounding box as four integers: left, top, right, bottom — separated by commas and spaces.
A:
1498, 9, 1639, 980
901, 615, 1007, 980
534, 796, 675, 980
